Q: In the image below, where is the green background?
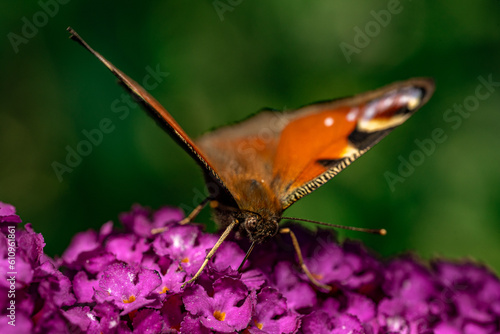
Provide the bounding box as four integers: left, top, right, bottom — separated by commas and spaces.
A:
1, 1, 499, 273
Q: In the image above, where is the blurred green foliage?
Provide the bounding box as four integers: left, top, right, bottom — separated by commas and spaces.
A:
1, 1, 499, 273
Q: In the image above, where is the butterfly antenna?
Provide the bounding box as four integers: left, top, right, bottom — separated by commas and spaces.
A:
238, 241, 256, 272
281, 216, 387, 235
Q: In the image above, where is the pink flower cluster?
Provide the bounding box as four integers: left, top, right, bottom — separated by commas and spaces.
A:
0, 202, 499, 333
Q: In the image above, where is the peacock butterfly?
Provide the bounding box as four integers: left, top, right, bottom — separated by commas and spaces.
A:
67, 27, 434, 289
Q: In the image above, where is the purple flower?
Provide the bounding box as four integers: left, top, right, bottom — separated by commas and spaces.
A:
433, 261, 500, 333
94, 262, 162, 315
383, 257, 437, 301
0, 202, 21, 224
120, 204, 183, 237
152, 224, 218, 277
141, 255, 186, 295
2, 201, 500, 333
105, 234, 150, 265
378, 258, 438, 326
62, 229, 101, 265
207, 240, 266, 290
17, 224, 46, 267
37, 263, 76, 307
180, 314, 213, 334
272, 261, 316, 310
31, 306, 69, 334
248, 287, 300, 334
93, 302, 124, 333
132, 309, 165, 333
73, 270, 99, 303
304, 238, 382, 293
300, 311, 365, 334
161, 294, 184, 331
61, 306, 99, 332
0, 234, 34, 288
0, 311, 32, 334
317, 291, 376, 324
183, 277, 254, 332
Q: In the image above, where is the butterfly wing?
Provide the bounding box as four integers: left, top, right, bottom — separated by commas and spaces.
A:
196, 110, 290, 211
196, 78, 434, 211
67, 28, 229, 192
273, 78, 435, 209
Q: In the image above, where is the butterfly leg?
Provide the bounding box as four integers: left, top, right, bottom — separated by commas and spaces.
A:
181, 219, 238, 288
179, 197, 211, 225
280, 228, 332, 292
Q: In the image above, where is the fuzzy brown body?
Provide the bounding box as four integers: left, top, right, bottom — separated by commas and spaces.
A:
204, 173, 283, 243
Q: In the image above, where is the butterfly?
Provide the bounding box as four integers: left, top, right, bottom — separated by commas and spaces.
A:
67, 27, 434, 289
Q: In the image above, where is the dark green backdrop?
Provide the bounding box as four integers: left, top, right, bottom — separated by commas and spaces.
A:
2, 1, 500, 273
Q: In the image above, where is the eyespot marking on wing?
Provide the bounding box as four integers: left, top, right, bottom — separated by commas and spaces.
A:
358, 87, 424, 132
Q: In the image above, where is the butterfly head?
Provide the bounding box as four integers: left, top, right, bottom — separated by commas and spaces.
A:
240, 211, 281, 243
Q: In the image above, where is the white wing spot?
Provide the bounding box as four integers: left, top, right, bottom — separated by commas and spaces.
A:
324, 117, 334, 127
346, 107, 359, 122
381, 95, 394, 108
363, 103, 377, 120
398, 95, 410, 104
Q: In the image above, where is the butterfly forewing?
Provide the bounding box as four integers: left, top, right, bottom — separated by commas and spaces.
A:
195, 111, 288, 212
66, 27, 231, 195
275, 78, 435, 208
196, 79, 434, 212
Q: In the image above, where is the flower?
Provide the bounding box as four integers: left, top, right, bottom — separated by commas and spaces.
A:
183, 277, 254, 332
94, 262, 162, 315
1, 201, 499, 333
300, 312, 365, 334
0, 202, 21, 224
248, 287, 300, 334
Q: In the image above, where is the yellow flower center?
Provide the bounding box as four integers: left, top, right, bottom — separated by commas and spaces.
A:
213, 310, 226, 321
123, 295, 136, 303
159, 286, 170, 294
181, 257, 190, 263
254, 320, 263, 330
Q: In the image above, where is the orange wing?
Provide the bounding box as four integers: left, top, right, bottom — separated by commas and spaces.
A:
67, 28, 229, 193
195, 110, 287, 212
273, 78, 435, 208
197, 79, 434, 212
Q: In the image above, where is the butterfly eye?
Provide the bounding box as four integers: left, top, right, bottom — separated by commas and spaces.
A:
244, 214, 260, 231
242, 212, 280, 243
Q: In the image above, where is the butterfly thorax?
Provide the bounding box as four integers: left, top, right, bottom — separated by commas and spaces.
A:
206, 175, 283, 243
